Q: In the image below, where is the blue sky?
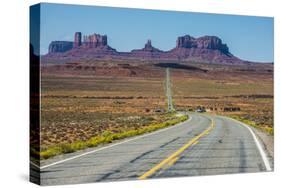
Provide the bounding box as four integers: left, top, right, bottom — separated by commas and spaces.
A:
39, 3, 274, 62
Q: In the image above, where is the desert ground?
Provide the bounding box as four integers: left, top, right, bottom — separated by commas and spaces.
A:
36, 60, 273, 159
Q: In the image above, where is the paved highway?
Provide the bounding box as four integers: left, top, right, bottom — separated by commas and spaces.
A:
32, 113, 272, 185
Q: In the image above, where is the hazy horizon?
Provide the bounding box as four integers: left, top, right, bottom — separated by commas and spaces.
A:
38, 3, 274, 63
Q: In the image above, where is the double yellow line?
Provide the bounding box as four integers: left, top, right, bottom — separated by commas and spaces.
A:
139, 118, 214, 180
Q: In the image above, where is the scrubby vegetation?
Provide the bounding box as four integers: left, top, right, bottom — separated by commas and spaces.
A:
171, 65, 273, 135
38, 114, 188, 159
34, 61, 273, 161
230, 115, 273, 135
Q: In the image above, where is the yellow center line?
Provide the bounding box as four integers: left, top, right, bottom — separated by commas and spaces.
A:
167, 156, 179, 167
139, 118, 214, 180
192, 140, 199, 146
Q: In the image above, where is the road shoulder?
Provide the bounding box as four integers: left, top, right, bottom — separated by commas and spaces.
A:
250, 126, 274, 168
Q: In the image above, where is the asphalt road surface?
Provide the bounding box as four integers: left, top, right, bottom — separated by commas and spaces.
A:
31, 113, 272, 185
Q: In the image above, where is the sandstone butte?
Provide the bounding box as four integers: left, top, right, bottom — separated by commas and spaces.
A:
43, 32, 269, 64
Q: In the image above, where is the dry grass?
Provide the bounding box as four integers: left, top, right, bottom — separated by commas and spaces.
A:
170, 67, 273, 132
39, 115, 187, 159
40, 76, 168, 148
34, 61, 273, 160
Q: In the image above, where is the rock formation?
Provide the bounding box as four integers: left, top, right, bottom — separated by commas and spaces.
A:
48, 41, 73, 53
132, 40, 162, 53
140, 40, 162, 52
82, 34, 107, 48
145, 40, 152, 49
44, 32, 258, 64
176, 35, 197, 48
176, 35, 229, 54
73, 32, 82, 48
167, 35, 236, 63
130, 40, 163, 59
196, 36, 229, 54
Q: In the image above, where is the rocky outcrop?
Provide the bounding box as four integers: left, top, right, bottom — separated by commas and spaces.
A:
131, 40, 162, 52
47, 33, 117, 60
176, 35, 229, 54
145, 40, 152, 49
166, 35, 234, 63
141, 40, 162, 52
129, 40, 164, 59
176, 35, 197, 48
82, 34, 107, 48
48, 41, 73, 53
73, 32, 82, 48
196, 36, 229, 53
44, 32, 257, 64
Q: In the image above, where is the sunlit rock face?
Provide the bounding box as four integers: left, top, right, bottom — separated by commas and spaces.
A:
44, 32, 253, 64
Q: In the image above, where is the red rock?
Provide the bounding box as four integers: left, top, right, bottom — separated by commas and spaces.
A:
48, 41, 73, 53
43, 32, 260, 64
73, 32, 82, 48
82, 34, 107, 48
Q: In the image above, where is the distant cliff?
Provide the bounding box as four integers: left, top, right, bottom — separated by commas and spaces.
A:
44, 32, 259, 64
48, 33, 111, 53
48, 41, 73, 53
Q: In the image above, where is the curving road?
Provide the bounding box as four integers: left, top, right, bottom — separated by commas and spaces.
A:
31, 113, 272, 185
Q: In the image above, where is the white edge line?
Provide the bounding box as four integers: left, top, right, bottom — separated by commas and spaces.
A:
30, 161, 40, 169
39, 116, 193, 169
222, 116, 272, 171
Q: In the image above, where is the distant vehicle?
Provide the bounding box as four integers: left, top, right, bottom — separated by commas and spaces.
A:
154, 108, 165, 113
196, 108, 206, 113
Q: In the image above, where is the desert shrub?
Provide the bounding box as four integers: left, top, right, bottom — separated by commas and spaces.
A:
40, 146, 62, 159
40, 114, 188, 159
230, 115, 274, 135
